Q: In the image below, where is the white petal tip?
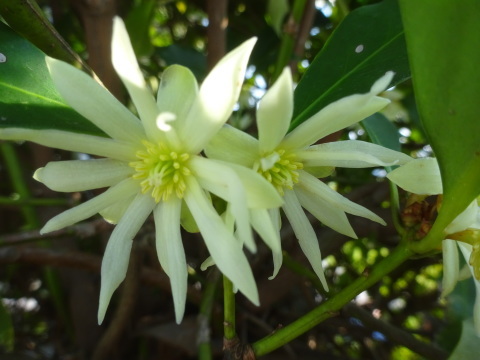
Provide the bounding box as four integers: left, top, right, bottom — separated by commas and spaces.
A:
33, 168, 43, 182
371, 71, 395, 94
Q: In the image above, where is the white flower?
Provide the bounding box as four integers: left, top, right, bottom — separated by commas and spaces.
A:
0, 18, 283, 324
388, 157, 480, 335
206, 67, 412, 289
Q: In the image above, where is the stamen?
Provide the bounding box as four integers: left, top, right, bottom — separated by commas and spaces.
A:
130, 140, 191, 202
254, 149, 303, 195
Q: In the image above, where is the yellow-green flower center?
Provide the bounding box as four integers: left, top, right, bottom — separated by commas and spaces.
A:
130, 140, 191, 202
254, 149, 303, 195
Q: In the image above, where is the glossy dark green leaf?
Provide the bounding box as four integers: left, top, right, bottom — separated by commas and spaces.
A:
400, 0, 480, 241
291, 0, 409, 130
362, 113, 400, 152
155, 45, 207, 80
0, 22, 105, 136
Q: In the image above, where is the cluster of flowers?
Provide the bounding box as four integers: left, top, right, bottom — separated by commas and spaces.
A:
1, 17, 478, 330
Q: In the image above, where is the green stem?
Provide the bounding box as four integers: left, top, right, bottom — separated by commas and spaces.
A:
389, 181, 405, 236
198, 270, 221, 360
223, 275, 236, 340
252, 242, 413, 356
272, 0, 308, 82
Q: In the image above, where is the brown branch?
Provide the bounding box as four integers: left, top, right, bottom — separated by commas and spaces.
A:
343, 303, 448, 360
206, 0, 228, 70
0, 246, 203, 305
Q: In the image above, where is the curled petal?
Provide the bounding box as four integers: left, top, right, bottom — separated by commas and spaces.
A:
0, 128, 139, 161
34, 159, 133, 192
257, 67, 293, 153
41, 179, 139, 234
282, 71, 394, 150
98, 193, 156, 324
441, 239, 460, 297
179, 38, 257, 153
204, 125, 259, 167
154, 198, 187, 324
297, 140, 412, 168
184, 177, 259, 305
112, 17, 160, 141
47, 58, 145, 143
282, 190, 329, 291
387, 157, 442, 195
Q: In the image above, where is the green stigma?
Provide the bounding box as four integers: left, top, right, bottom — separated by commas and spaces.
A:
130, 140, 191, 202
254, 149, 303, 195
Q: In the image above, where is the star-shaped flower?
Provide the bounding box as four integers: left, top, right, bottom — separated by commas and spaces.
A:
206, 68, 412, 288
388, 157, 480, 334
0, 18, 282, 324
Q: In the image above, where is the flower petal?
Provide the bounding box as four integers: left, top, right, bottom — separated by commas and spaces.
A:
179, 38, 257, 154
157, 65, 199, 131
257, 67, 293, 153
0, 128, 139, 161
40, 178, 139, 234
154, 197, 187, 324
34, 159, 133, 192
282, 190, 329, 290
249, 208, 283, 279
386, 157, 442, 195
184, 177, 259, 305
299, 170, 386, 225
111, 17, 161, 141
445, 200, 479, 235
268, 208, 283, 279
98, 193, 156, 324
204, 125, 259, 167
297, 140, 412, 168
282, 71, 394, 150
458, 242, 480, 336
46, 58, 145, 143
441, 239, 460, 297
295, 186, 357, 239
100, 193, 136, 224
190, 157, 254, 252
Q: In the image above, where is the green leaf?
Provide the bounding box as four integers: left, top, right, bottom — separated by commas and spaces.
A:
449, 320, 480, 360
0, 22, 105, 136
291, 0, 410, 130
155, 45, 207, 80
125, 0, 156, 57
362, 113, 400, 152
399, 0, 480, 248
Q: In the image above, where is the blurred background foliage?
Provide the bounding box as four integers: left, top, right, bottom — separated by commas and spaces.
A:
0, 0, 473, 359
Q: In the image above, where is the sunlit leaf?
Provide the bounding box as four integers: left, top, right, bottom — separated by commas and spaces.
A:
399, 1, 480, 238
0, 22, 105, 136
291, 0, 409, 130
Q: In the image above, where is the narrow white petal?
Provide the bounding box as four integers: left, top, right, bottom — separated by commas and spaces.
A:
111, 17, 161, 141
40, 178, 139, 234
184, 177, 259, 305
204, 125, 259, 167
0, 128, 139, 161
297, 140, 412, 168
34, 159, 133, 192
190, 157, 253, 251
299, 170, 386, 225
257, 67, 293, 153
441, 239, 460, 297
282, 72, 394, 150
282, 190, 329, 291
98, 193, 156, 324
46, 58, 145, 143
157, 65, 199, 132
458, 242, 480, 336
295, 186, 357, 239
154, 198, 188, 324
179, 38, 257, 153
269, 208, 283, 279
250, 209, 283, 279
99, 194, 136, 224
445, 201, 479, 235
386, 157, 442, 195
